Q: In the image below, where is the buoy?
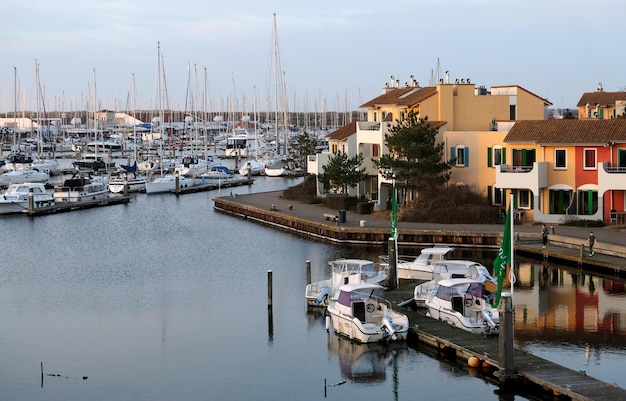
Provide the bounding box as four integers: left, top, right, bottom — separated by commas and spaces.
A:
468, 356, 480, 368
481, 360, 491, 368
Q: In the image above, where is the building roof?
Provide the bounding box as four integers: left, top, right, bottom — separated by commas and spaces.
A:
326, 121, 357, 140
504, 119, 626, 145
577, 91, 626, 107
359, 86, 438, 108
491, 85, 553, 105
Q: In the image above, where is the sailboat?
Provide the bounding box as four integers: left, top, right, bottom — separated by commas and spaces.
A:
145, 42, 194, 195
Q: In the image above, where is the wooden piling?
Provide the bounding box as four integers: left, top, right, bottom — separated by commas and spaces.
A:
306, 260, 311, 285
388, 237, 397, 290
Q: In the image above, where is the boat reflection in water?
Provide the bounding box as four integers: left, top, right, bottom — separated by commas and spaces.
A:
327, 332, 409, 384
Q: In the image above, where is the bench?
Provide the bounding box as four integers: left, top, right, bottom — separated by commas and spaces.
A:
323, 213, 338, 222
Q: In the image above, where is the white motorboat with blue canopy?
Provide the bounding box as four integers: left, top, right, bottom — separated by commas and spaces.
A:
413, 260, 497, 307
425, 277, 499, 335
305, 259, 387, 307
326, 283, 409, 343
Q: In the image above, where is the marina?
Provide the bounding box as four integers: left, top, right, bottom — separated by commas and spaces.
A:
1, 177, 626, 400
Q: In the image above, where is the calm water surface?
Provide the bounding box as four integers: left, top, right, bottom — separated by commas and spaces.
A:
1, 174, 625, 400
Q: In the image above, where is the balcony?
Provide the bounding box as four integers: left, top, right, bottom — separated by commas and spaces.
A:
598, 162, 626, 191
495, 162, 548, 192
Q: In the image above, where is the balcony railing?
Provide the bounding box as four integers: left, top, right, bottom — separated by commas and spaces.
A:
602, 163, 626, 173
499, 164, 533, 173
357, 122, 381, 131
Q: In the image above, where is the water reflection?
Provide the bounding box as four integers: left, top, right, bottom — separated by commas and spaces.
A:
326, 333, 409, 384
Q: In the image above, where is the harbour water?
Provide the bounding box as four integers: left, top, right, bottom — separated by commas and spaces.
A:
1, 175, 625, 400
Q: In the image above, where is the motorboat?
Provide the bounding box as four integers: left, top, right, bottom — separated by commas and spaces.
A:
380, 246, 454, 281
425, 277, 499, 335
305, 259, 388, 307
53, 173, 109, 203
174, 156, 208, 177
145, 174, 195, 194
264, 160, 286, 177
195, 165, 234, 183
86, 139, 122, 152
0, 169, 50, 187
0, 182, 54, 214
108, 175, 148, 193
72, 154, 116, 172
413, 260, 497, 307
326, 283, 409, 343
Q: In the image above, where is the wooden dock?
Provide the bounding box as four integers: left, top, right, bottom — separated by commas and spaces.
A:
173, 178, 254, 194
22, 195, 131, 216
384, 284, 626, 401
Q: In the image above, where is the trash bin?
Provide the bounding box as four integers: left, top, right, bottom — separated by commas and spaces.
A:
338, 209, 346, 223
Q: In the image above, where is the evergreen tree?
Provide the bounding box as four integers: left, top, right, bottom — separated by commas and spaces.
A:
318, 151, 367, 194
288, 131, 318, 170
373, 111, 453, 198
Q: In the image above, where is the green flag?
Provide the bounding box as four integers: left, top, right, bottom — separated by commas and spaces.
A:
493, 206, 511, 307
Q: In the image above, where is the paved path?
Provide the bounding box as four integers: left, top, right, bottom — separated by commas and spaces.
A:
218, 190, 626, 249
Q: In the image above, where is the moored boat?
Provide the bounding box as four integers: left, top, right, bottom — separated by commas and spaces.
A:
326, 282, 409, 343
108, 175, 148, 193
145, 174, 195, 194
0, 169, 50, 187
380, 246, 454, 281
53, 173, 109, 203
0, 182, 54, 214
305, 258, 387, 307
413, 260, 497, 307
425, 277, 499, 335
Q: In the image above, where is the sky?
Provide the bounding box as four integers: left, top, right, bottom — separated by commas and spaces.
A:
1, 0, 625, 118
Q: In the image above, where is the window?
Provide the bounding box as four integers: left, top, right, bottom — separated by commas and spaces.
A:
584, 148, 596, 170
518, 189, 531, 209
331, 143, 338, 154
452, 145, 469, 167
512, 148, 536, 169
373, 112, 377, 122
494, 187, 504, 206
494, 147, 502, 166
372, 144, 380, 158
619, 149, 626, 169
577, 190, 598, 215
555, 149, 566, 169
549, 189, 573, 214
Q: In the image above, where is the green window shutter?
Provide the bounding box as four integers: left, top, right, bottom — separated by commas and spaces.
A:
487, 185, 493, 204
487, 148, 493, 167
502, 147, 506, 164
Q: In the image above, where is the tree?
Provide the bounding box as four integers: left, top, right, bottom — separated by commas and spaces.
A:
318, 151, 367, 194
373, 111, 453, 198
287, 131, 318, 171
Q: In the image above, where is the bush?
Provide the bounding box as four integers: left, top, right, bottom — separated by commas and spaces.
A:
282, 175, 321, 203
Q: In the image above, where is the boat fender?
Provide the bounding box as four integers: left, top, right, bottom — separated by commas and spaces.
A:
482, 308, 498, 329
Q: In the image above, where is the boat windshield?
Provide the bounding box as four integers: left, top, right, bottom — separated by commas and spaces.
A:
337, 287, 384, 306
332, 261, 377, 275
436, 282, 484, 301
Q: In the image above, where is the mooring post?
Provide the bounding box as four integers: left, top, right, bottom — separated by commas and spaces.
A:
175, 175, 180, 193
306, 260, 311, 285
388, 237, 397, 290
267, 270, 273, 308
28, 187, 34, 213
496, 293, 517, 383
267, 270, 273, 341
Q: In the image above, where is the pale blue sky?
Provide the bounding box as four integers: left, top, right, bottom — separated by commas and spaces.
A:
1, 0, 625, 116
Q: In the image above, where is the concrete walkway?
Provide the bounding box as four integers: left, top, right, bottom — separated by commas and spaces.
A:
217, 190, 626, 253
